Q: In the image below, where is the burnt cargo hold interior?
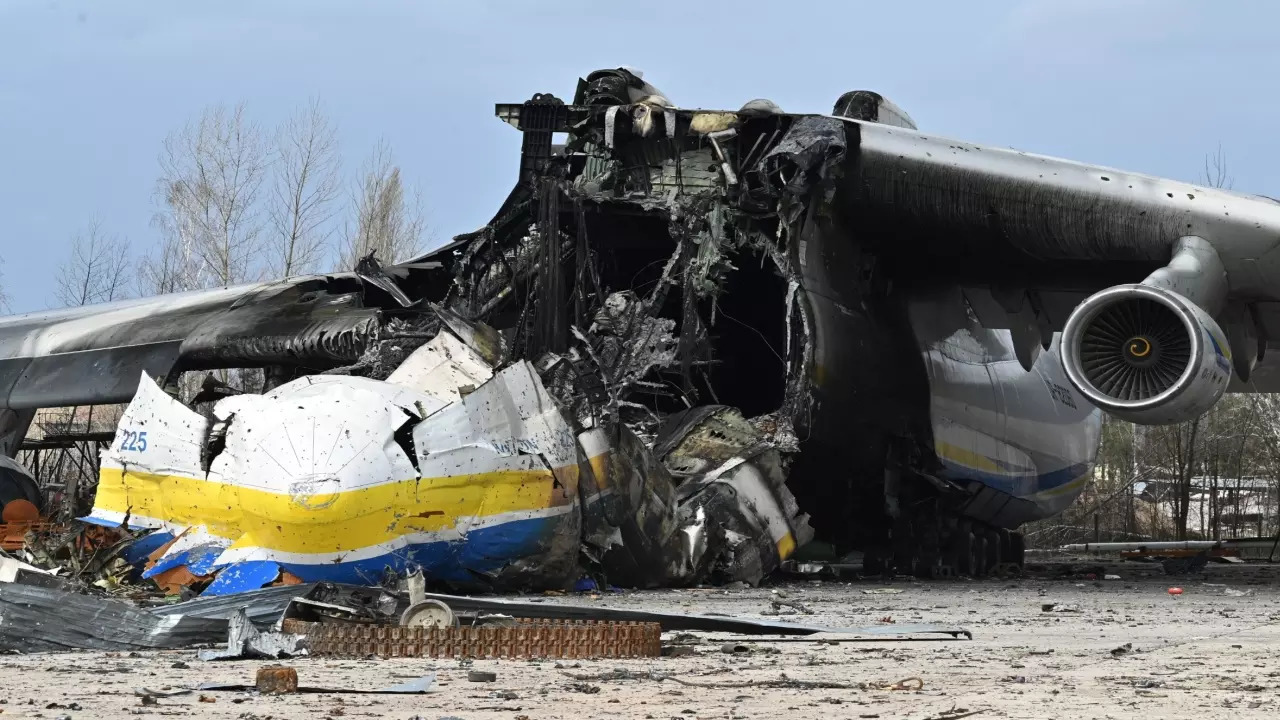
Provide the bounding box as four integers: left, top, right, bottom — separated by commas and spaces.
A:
406, 68, 1020, 578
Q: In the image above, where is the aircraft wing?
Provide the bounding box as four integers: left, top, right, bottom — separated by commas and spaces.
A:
0, 275, 382, 410
821, 114, 1280, 398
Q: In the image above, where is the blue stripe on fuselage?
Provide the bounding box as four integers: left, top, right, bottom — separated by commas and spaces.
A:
941, 459, 1089, 499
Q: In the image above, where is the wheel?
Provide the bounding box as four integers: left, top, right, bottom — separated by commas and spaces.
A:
400, 599, 457, 628
914, 521, 943, 579
949, 521, 976, 577
984, 529, 1002, 576
973, 534, 989, 577
892, 520, 915, 577
863, 548, 887, 576
1008, 531, 1025, 574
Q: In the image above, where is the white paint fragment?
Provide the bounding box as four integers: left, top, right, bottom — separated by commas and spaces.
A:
412, 361, 578, 477
386, 330, 494, 407
0, 557, 55, 583
102, 372, 210, 482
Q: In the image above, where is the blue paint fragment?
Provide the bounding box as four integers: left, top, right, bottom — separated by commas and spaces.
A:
79, 514, 152, 532
119, 531, 175, 569
573, 577, 598, 592
940, 460, 1089, 498
200, 561, 284, 597
142, 544, 224, 579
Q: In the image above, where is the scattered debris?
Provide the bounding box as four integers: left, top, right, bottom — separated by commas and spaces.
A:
1041, 603, 1082, 613
198, 608, 306, 661
468, 671, 498, 683
882, 677, 924, 691
920, 711, 985, 720
135, 687, 192, 706
200, 674, 437, 695
560, 669, 866, 691
393, 589, 971, 639
256, 665, 299, 695
1111, 643, 1134, 657
0, 582, 226, 652
0, 579, 971, 655
862, 588, 905, 595
766, 598, 815, 615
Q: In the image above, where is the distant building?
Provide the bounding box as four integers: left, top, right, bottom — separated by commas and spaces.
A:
1133, 476, 1276, 539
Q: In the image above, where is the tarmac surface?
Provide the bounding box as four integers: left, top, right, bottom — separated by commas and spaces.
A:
1, 560, 1278, 720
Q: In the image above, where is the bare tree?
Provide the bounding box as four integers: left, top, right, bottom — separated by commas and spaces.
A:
1202, 144, 1233, 190
138, 230, 199, 297
49, 220, 133, 520
55, 219, 132, 307
341, 139, 425, 269
0, 255, 9, 311
269, 98, 341, 277
157, 102, 270, 289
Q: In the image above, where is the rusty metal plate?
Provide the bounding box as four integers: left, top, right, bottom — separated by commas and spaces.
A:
281, 617, 661, 659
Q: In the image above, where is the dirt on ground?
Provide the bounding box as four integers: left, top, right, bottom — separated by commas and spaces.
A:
2, 560, 1278, 720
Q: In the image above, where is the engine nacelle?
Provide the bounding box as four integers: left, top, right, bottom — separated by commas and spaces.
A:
1060, 284, 1232, 425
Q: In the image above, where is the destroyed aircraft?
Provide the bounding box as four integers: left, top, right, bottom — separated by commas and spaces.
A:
85, 307, 811, 594
3, 68, 1280, 590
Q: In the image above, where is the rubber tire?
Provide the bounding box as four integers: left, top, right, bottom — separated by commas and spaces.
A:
892, 523, 915, 578
1009, 532, 1025, 573
950, 523, 976, 577
863, 549, 887, 577
915, 522, 943, 579
985, 529, 1002, 577
973, 534, 989, 577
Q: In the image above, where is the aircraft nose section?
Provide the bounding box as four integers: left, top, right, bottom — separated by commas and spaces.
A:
286, 474, 343, 512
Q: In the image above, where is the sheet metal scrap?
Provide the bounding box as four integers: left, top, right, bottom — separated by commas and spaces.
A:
0, 582, 227, 652
198, 608, 306, 661
412, 589, 971, 640
280, 617, 662, 659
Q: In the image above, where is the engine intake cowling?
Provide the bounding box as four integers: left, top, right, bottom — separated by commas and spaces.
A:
1060, 284, 1232, 425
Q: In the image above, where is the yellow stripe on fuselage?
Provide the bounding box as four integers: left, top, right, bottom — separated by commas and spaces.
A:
1030, 472, 1089, 500
94, 462, 583, 556
935, 441, 1022, 476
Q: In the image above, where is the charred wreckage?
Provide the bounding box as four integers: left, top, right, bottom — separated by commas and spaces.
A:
24, 66, 1255, 595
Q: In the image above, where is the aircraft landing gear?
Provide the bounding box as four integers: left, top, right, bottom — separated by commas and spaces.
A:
862, 515, 1024, 580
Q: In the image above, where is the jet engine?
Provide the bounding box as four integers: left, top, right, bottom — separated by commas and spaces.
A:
1060, 283, 1232, 425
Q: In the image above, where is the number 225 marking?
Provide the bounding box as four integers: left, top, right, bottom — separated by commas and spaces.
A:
119, 430, 148, 452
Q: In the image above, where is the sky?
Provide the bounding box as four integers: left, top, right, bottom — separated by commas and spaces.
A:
1, 0, 1277, 314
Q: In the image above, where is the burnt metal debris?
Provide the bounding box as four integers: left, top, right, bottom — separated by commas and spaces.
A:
0, 580, 970, 655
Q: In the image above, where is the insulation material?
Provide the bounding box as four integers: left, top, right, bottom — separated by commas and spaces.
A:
88, 348, 586, 591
